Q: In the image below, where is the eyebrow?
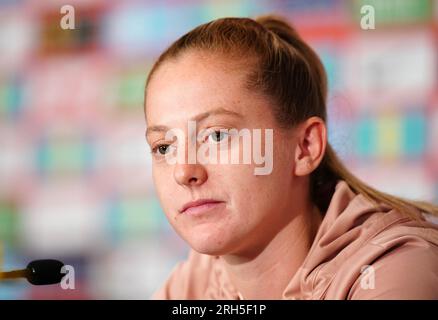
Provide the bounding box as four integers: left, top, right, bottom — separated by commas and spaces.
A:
145, 107, 243, 137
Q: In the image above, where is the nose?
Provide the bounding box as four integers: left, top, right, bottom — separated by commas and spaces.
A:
174, 163, 208, 187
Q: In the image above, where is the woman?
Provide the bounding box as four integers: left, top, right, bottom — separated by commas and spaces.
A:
144, 15, 438, 299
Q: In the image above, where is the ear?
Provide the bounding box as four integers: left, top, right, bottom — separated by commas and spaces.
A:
293, 117, 327, 177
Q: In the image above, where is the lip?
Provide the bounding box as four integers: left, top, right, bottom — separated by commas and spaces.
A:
179, 199, 225, 216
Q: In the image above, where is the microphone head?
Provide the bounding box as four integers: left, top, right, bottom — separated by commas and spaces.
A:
25, 259, 65, 285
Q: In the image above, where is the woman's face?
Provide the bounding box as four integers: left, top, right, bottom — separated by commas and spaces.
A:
145, 51, 302, 256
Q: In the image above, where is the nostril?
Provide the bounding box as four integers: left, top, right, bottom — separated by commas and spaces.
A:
188, 177, 198, 184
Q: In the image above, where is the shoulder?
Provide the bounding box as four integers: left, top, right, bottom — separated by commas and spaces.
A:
151, 250, 217, 299
348, 223, 438, 299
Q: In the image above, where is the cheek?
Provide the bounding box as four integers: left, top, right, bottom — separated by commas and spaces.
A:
152, 165, 177, 212
152, 160, 174, 187
223, 170, 267, 216
233, 183, 268, 216
228, 165, 289, 222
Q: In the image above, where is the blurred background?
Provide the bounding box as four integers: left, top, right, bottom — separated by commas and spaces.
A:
0, 0, 437, 299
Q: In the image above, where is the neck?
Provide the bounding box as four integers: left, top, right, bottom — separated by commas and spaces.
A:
220, 202, 322, 300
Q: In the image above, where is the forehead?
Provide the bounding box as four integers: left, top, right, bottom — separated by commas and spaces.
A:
145, 52, 265, 125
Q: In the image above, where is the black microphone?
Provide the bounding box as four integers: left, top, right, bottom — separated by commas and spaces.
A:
0, 259, 65, 285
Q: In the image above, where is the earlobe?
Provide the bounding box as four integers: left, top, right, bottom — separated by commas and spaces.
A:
294, 157, 314, 176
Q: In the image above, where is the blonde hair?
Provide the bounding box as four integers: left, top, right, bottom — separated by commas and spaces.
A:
145, 14, 438, 220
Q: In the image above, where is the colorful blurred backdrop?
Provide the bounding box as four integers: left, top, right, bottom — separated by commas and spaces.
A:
1, 0, 438, 299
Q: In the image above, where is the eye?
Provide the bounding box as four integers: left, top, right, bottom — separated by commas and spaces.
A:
152, 144, 172, 155
207, 130, 229, 143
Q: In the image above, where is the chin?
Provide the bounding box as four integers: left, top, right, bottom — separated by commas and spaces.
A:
186, 234, 233, 256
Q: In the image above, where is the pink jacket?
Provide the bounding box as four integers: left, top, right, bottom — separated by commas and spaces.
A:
152, 180, 438, 299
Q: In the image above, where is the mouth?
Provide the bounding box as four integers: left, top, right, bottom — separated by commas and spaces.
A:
179, 199, 226, 216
